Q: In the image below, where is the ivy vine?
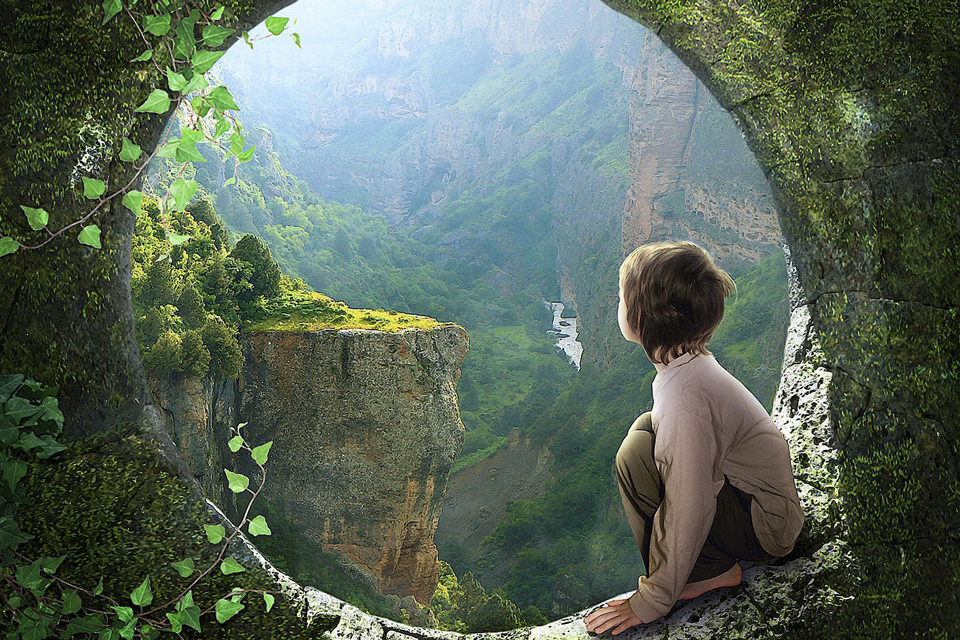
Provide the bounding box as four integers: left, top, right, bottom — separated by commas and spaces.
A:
0, 375, 278, 638
0, 0, 297, 258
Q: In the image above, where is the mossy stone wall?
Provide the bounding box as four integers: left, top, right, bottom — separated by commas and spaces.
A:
1, 0, 958, 635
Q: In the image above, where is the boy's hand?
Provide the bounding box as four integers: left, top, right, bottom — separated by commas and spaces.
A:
583, 597, 642, 635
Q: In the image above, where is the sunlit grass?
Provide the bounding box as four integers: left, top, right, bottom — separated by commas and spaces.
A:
248, 288, 444, 333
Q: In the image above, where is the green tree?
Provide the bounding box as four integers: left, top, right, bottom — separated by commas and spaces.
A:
144, 331, 183, 377
231, 234, 281, 301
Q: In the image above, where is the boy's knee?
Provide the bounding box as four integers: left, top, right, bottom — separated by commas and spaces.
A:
617, 423, 655, 472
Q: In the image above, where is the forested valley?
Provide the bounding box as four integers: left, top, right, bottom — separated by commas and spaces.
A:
139, 0, 788, 629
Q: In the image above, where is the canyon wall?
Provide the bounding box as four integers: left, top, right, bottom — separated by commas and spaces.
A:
149, 324, 468, 605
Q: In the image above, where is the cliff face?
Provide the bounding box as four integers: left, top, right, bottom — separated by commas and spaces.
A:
236, 326, 468, 605
149, 324, 468, 606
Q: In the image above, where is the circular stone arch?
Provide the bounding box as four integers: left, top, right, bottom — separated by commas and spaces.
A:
0, 0, 957, 637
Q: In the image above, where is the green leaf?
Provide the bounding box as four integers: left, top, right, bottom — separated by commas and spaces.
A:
223, 177, 236, 187
102, 0, 122, 24
130, 576, 152, 607
0, 516, 33, 550
82, 177, 106, 199
204, 524, 225, 544
130, 49, 153, 63
0, 375, 23, 403
169, 179, 199, 211
38, 555, 65, 574
166, 232, 190, 246
181, 71, 208, 95
20, 206, 48, 230
220, 557, 245, 575
173, 12, 199, 59
93, 576, 104, 595
251, 441, 272, 465
119, 137, 141, 162
174, 127, 206, 163
213, 115, 231, 140
134, 89, 171, 115
3, 459, 25, 492
111, 606, 134, 623
122, 190, 143, 216
78, 225, 102, 249
227, 435, 243, 452
140, 623, 160, 640
119, 617, 136, 640
263, 592, 275, 612
211, 5, 225, 20
143, 14, 170, 36
207, 85, 239, 112
35, 434, 66, 459
65, 613, 106, 636
156, 139, 179, 158
166, 68, 187, 92
237, 145, 255, 163
99, 628, 120, 640
229, 131, 245, 155
171, 557, 194, 577
62, 589, 82, 615
265, 16, 289, 35
202, 24, 235, 48
292, 32, 301, 48
224, 469, 249, 493
248, 515, 271, 536
0, 236, 19, 257
215, 598, 244, 623
191, 49, 226, 74
165, 611, 183, 634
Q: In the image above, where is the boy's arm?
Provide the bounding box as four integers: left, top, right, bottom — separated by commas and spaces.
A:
627, 409, 720, 622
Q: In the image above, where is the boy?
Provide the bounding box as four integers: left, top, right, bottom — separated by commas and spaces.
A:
584, 242, 803, 635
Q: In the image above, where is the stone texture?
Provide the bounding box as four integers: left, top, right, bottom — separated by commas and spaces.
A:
235, 325, 468, 606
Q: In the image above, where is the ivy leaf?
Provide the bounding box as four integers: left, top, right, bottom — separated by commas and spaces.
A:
130, 49, 153, 63
65, 614, 107, 636
242, 31, 253, 49
202, 24, 235, 48
130, 576, 152, 607
78, 225, 102, 249
207, 86, 239, 112
3, 459, 26, 492
166, 232, 190, 246
168, 179, 199, 211
213, 115, 230, 140
229, 131, 245, 155
171, 557, 194, 577
21, 206, 48, 230
219, 557, 245, 575
224, 469, 249, 493
102, 0, 122, 24
211, 5, 225, 20
263, 593, 275, 613
215, 598, 244, 623
204, 524, 225, 544
264, 16, 289, 36
35, 434, 66, 459
135, 89, 171, 115
38, 555, 65, 574
292, 32, 301, 48
174, 11, 199, 59
180, 605, 201, 632
122, 190, 143, 216
227, 435, 243, 452
166, 68, 187, 93
0, 237, 19, 257
62, 589, 82, 615
237, 145, 255, 163
143, 14, 170, 36
140, 623, 160, 640
119, 137, 141, 162
175, 128, 206, 163
82, 177, 106, 199
156, 139, 180, 158
247, 515, 271, 536
181, 71, 208, 95
165, 611, 183, 634
191, 49, 226, 74
93, 576, 104, 595
0, 516, 33, 550
251, 441, 272, 466
110, 606, 134, 623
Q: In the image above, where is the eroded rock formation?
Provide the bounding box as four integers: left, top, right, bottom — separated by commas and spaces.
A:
150, 324, 468, 606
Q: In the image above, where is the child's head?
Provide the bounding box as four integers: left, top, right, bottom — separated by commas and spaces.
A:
618, 241, 734, 363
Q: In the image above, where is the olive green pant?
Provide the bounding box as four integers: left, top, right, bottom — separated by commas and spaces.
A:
615, 412, 774, 583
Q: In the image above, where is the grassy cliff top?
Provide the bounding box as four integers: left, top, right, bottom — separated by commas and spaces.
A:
247, 288, 443, 333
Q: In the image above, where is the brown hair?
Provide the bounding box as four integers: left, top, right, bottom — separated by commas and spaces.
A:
619, 241, 735, 363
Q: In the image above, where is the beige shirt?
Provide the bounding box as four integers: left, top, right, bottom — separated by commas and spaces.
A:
627, 352, 803, 623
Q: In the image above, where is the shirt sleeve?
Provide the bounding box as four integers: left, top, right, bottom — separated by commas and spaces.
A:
627, 409, 721, 623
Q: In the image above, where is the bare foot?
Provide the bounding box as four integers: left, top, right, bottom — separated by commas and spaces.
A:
678, 562, 742, 600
